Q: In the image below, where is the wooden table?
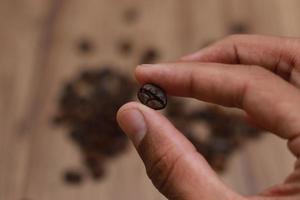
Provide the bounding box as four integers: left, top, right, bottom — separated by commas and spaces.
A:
0, 0, 298, 199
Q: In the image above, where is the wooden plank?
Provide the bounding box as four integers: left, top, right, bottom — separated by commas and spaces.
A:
247, 0, 283, 35
0, 0, 51, 199
181, 0, 228, 53
277, 0, 300, 36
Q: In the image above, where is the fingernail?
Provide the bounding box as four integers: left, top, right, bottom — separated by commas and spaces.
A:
117, 108, 147, 147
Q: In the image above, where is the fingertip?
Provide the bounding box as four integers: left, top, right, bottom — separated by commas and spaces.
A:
117, 102, 148, 147
134, 65, 144, 84
135, 64, 161, 84
117, 102, 139, 124
117, 101, 141, 114
117, 101, 165, 147
117, 101, 154, 118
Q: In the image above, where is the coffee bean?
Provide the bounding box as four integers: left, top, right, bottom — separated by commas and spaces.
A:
140, 49, 159, 64
64, 170, 83, 185
229, 23, 248, 34
137, 84, 167, 110
118, 40, 133, 56
123, 7, 139, 24
77, 39, 94, 54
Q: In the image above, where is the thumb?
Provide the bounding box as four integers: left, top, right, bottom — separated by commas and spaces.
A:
117, 102, 241, 200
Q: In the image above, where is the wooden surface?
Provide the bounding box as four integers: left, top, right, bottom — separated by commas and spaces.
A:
0, 0, 298, 199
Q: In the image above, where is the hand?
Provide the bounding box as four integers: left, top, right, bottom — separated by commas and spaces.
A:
117, 35, 300, 200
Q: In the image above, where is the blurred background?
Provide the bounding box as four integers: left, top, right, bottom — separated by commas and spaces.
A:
0, 0, 298, 199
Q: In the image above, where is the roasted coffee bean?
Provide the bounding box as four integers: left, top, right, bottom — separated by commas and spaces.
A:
137, 84, 167, 110
52, 115, 64, 125
123, 7, 139, 24
118, 40, 133, 56
64, 170, 83, 185
229, 23, 248, 34
140, 49, 159, 64
77, 39, 94, 54
91, 167, 105, 180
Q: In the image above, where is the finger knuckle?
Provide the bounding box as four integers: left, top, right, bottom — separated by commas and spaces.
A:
233, 65, 271, 107
243, 65, 272, 91
214, 35, 246, 55
244, 65, 271, 79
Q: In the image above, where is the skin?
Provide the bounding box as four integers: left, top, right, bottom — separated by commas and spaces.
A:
116, 35, 300, 200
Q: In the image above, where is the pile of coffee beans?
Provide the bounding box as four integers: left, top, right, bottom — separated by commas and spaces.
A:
54, 66, 262, 184
54, 67, 135, 182
64, 170, 84, 185
166, 98, 262, 172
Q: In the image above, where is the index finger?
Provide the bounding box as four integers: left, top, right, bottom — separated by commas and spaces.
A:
135, 63, 300, 146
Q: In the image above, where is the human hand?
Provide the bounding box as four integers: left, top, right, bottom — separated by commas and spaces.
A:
117, 35, 300, 200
